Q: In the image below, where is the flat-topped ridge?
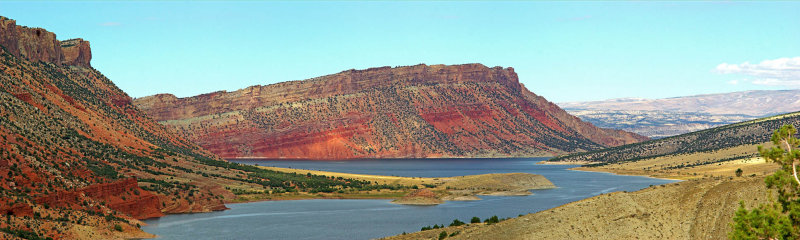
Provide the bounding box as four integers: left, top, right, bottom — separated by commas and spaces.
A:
135, 63, 520, 121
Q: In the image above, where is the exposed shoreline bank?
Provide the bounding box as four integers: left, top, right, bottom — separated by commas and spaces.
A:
567, 167, 686, 181
226, 156, 553, 161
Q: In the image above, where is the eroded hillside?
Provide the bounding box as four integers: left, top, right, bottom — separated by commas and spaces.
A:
135, 64, 646, 159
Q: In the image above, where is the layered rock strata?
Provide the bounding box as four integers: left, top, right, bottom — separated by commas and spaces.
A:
136, 64, 647, 159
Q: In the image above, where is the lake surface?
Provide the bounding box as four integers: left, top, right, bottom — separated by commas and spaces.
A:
142, 158, 677, 239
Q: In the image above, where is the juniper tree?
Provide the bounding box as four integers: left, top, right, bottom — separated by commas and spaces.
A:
730, 125, 800, 239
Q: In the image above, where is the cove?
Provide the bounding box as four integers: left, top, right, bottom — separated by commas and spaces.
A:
142, 158, 677, 239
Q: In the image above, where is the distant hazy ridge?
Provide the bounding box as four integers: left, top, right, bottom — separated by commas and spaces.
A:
559, 90, 800, 138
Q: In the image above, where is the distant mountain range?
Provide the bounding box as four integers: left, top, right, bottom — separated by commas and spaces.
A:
559, 90, 800, 138
134, 64, 646, 159
550, 111, 800, 165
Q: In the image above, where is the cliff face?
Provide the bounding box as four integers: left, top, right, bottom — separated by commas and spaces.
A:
136, 64, 647, 159
60, 38, 92, 67
0, 16, 91, 67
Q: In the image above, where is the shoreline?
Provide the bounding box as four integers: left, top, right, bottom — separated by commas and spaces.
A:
567, 167, 686, 182
535, 160, 598, 165
225, 156, 554, 161
204, 166, 556, 207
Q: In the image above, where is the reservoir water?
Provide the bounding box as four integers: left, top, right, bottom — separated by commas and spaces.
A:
142, 158, 677, 239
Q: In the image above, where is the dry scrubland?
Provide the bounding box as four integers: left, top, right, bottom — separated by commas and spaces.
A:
574, 143, 779, 180
384, 176, 771, 240
386, 142, 781, 239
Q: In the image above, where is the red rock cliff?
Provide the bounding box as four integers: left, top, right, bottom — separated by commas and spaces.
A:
60, 38, 92, 67
0, 16, 91, 67
135, 64, 648, 159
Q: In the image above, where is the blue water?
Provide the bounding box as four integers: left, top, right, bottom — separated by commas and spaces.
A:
142, 158, 676, 239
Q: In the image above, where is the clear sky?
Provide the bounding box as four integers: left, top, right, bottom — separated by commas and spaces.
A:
2, 1, 798, 102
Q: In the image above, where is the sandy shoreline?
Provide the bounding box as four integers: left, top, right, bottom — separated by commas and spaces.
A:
535, 160, 598, 165
568, 167, 686, 181
536, 159, 687, 181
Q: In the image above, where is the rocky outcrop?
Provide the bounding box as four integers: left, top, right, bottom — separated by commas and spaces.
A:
61, 38, 92, 67
0, 203, 34, 218
136, 64, 647, 159
36, 178, 163, 219
0, 16, 91, 67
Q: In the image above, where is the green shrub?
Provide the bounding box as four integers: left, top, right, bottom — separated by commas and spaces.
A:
470, 216, 480, 223
449, 219, 465, 227
484, 215, 499, 224
438, 231, 448, 240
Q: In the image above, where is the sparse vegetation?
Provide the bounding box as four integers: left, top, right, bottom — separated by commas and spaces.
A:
449, 219, 465, 227
552, 112, 800, 165
730, 125, 800, 239
484, 215, 500, 225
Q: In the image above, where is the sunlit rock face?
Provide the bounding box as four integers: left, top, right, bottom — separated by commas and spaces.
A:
0, 16, 250, 239
0, 16, 92, 67
136, 64, 647, 159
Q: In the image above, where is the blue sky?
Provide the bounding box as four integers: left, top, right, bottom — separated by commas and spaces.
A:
2, 1, 799, 102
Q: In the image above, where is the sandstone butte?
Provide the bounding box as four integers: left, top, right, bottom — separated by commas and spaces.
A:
134, 64, 648, 160
0, 16, 378, 239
